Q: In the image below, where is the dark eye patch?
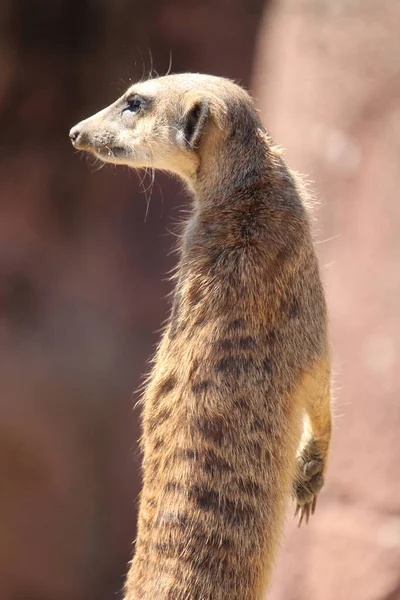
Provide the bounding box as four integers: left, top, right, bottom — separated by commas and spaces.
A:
125, 94, 143, 113
124, 94, 146, 114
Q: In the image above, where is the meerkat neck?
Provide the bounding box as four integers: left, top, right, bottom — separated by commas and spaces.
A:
193, 128, 270, 205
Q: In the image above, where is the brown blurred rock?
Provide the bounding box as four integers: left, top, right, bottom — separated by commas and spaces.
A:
254, 1, 400, 598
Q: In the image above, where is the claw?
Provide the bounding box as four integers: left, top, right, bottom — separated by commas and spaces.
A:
311, 495, 317, 515
305, 503, 310, 525
298, 508, 304, 528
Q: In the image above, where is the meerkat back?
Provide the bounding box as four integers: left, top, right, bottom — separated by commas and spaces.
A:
70, 73, 332, 600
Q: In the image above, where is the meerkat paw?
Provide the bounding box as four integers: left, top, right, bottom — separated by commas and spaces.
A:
293, 440, 325, 527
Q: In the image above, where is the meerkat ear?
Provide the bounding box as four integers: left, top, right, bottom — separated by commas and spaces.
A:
181, 98, 210, 150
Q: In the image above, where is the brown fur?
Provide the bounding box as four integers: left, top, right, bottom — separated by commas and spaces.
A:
70, 73, 332, 599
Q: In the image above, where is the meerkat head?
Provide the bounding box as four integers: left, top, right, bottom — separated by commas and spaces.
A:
69, 73, 264, 188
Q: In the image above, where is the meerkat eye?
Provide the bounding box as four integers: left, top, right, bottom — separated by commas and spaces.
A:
124, 95, 143, 114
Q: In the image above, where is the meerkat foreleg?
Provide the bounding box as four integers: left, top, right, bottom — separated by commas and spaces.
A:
293, 354, 332, 526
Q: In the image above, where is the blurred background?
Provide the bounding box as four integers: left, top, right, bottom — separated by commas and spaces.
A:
0, 0, 399, 598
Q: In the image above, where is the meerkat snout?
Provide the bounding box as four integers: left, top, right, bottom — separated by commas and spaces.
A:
69, 125, 91, 150
69, 126, 80, 143
69, 120, 96, 151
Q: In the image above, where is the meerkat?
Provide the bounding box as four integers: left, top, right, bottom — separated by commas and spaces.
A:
69, 73, 332, 600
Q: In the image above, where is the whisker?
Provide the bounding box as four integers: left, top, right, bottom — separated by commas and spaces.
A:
147, 48, 159, 79
148, 48, 153, 79
135, 167, 151, 221
316, 234, 341, 245
165, 50, 173, 77
137, 46, 145, 82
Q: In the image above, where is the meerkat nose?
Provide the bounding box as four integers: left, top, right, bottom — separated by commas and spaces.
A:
69, 126, 81, 145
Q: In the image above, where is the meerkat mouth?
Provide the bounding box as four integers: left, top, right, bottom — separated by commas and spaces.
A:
94, 145, 127, 162
99, 145, 126, 156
